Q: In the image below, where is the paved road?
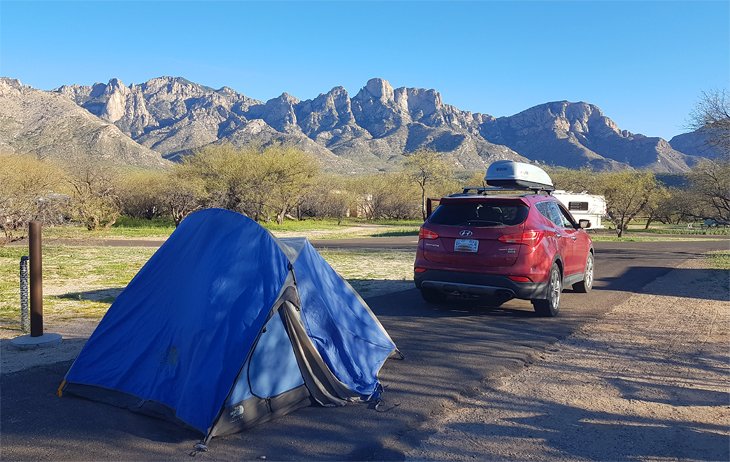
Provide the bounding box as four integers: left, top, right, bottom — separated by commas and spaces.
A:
1, 239, 728, 460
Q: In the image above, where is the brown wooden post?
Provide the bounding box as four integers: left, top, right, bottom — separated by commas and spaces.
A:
29, 221, 43, 337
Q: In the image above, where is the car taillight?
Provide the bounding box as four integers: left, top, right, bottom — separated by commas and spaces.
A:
418, 228, 439, 240
414, 267, 427, 273
498, 230, 544, 246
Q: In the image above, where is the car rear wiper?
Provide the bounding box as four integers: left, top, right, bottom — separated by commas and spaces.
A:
457, 220, 502, 226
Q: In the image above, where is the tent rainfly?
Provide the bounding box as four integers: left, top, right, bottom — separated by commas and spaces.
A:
59, 208, 397, 443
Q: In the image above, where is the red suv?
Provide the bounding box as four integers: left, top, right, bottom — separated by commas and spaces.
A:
414, 188, 594, 316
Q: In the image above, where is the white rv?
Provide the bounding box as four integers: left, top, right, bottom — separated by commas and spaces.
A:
552, 191, 607, 229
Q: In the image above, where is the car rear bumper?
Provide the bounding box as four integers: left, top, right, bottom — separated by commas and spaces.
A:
414, 269, 548, 300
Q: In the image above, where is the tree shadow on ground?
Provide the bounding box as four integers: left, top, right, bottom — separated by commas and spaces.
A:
607, 376, 730, 406
0, 279, 595, 461
595, 267, 729, 301
57, 287, 124, 303
417, 327, 730, 461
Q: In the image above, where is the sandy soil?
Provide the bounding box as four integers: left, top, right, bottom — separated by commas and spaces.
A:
2, 258, 728, 461
0, 319, 97, 374
407, 257, 730, 461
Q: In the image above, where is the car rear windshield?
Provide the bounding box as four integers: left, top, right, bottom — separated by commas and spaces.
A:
430, 202, 528, 227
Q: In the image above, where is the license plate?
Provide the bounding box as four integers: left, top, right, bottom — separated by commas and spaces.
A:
454, 239, 479, 253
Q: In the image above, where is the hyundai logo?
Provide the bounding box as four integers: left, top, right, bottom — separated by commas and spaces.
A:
459, 230, 473, 237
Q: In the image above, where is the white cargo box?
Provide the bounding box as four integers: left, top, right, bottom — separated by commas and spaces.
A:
485, 160, 554, 191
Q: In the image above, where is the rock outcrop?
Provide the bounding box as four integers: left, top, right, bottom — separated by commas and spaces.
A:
52, 76, 525, 171
0, 78, 168, 168
3, 75, 711, 173
481, 101, 697, 172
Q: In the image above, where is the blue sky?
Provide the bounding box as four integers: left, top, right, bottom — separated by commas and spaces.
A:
1, 0, 728, 139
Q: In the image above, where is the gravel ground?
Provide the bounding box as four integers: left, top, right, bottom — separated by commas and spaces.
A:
2, 257, 728, 461
0, 319, 96, 374
407, 257, 730, 461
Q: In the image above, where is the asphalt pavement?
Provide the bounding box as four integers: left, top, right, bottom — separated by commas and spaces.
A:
1, 238, 728, 460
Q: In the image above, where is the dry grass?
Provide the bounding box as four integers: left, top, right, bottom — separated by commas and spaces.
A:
0, 246, 155, 329
0, 245, 415, 331
707, 250, 730, 270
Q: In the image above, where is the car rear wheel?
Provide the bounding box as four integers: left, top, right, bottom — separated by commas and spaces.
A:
572, 253, 594, 293
420, 288, 445, 305
532, 263, 561, 317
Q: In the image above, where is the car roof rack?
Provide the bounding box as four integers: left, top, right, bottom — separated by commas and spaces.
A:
456, 186, 554, 196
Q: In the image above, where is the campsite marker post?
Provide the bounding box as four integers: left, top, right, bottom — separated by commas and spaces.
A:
29, 221, 43, 336
9, 221, 62, 349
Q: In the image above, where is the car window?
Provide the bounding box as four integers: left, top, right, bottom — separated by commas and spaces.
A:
535, 202, 552, 224
536, 201, 563, 227
430, 202, 529, 227
556, 203, 578, 228
546, 202, 575, 228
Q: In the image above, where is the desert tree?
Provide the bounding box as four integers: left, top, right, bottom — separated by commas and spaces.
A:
652, 187, 696, 225
548, 168, 599, 193
687, 160, 730, 223
689, 89, 730, 156
464, 170, 487, 188
683, 91, 730, 223
352, 173, 421, 220
403, 150, 454, 220
117, 170, 169, 220
181, 144, 319, 223
65, 159, 121, 230
300, 174, 357, 223
641, 185, 671, 229
600, 171, 659, 237
0, 153, 66, 242
261, 146, 320, 224
164, 163, 207, 226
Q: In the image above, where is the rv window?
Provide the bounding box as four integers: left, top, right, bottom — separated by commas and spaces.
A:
430, 203, 528, 227
568, 201, 589, 211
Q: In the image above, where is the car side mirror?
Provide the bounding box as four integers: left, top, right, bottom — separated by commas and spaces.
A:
579, 219, 591, 229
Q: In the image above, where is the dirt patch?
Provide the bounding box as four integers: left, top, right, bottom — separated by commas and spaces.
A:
0, 318, 97, 374
407, 257, 730, 461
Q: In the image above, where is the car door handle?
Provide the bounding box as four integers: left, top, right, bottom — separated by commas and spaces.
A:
570, 236, 577, 241
555, 233, 562, 238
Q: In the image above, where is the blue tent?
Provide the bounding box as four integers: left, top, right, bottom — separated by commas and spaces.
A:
60, 209, 397, 440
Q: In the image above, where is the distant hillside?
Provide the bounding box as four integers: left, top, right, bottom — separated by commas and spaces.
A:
0, 78, 168, 168
0, 75, 714, 173
481, 101, 697, 173
670, 127, 727, 160
56, 77, 525, 171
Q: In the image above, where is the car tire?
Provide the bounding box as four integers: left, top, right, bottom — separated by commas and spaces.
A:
572, 252, 594, 293
420, 288, 444, 305
532, 263, 561, 317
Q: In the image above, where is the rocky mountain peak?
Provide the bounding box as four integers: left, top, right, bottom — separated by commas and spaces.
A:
402, 87, 444, 119
217, 86, 239, 97
245, 93, 301, 132
29, 75, 705, 173
276, 92, 300, 105
363, 78, 395, 101
106, 77, 125, 90
0, 77, 25, 93
140, 76, 211, 99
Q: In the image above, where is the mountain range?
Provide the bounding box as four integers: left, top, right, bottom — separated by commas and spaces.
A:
0, 76, 718, 173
